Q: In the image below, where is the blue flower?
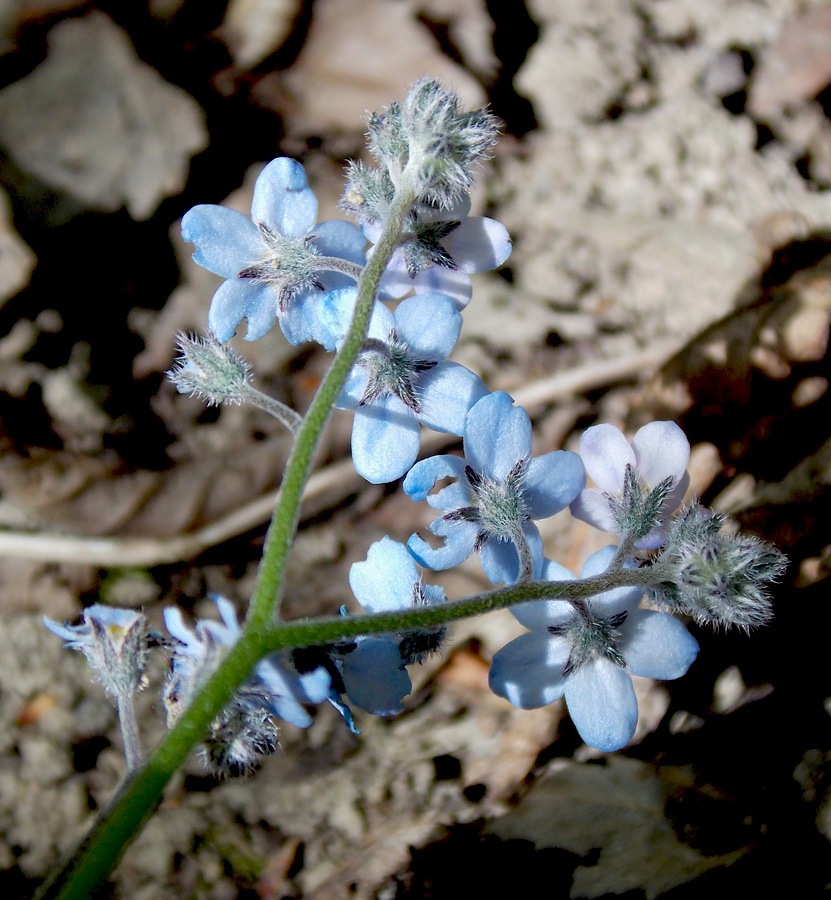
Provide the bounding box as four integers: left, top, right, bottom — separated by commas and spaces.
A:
320, 288, 488, 483
328, 537, 447, 719
570, 422, 690, 549
182, 158, 366, 344
489, 547, 699, 751
363, 195, 511, 309
404, 392, 586, 584
164, 597, 330, 730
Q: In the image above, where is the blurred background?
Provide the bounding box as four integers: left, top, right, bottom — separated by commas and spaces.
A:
0, 0, 830, 897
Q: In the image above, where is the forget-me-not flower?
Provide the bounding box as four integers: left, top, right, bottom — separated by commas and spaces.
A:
164, 597, 330, 730
320, 288, 489, 483
327, 537, 447, 719
489, 546, 699, 751
362, 195, 511, 309
570, 421, 690, 549
182, 158, 366, 345
404, 391, 586, 584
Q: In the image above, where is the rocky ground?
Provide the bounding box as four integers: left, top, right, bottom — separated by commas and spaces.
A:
0, 1, 829, 897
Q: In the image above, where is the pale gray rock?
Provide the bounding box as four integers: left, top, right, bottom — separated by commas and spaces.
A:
0, 12, 207, 219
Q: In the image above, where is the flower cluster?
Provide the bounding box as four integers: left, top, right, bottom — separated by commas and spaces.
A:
48, 80, 788, 789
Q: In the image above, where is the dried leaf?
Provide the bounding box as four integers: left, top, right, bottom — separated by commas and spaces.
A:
487, 758, 745, 899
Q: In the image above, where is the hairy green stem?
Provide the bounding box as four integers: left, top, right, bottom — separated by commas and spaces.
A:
245, 186, 416, 630
240, 384, 303, 433
38, 185, 417, 900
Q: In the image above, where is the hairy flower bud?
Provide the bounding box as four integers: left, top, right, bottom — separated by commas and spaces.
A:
167, 332, 252, 406
366, 79, 500, 208
650, 504, 788, 630
44, 605, 149, 701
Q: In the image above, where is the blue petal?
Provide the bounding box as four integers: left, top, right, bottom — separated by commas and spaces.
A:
564, 658, 638, 751
349, 537, 420, 613
413, 267, 473, 309
479, 522, 544, 585
581, 546, 643, 617
351, 396, 420, 484
403, 455, 468, 505
512, 558, 576, 630
407, 516, 478, 570
337, 365, 369, 409
393, 292, 461, 360
181, 205, 261, 278
251, 158, 317, 239
279, 286, 327, 347
489, 630, 569, 708
208, 278, 274, 342
464, 392, 531, 482
256, 656, 327, 728
443, 216, 512, 273
417, 363, 489, 436
340, 637, 411, 715
618, 610, 699, 680
524, 451, 586, 519
312, 219, 367, 286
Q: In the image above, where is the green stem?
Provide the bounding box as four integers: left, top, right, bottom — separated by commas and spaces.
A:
35, 625, 273, 900
37, 560, 661, 900
39, 186, 418, 900
245, 187, 416, 630
258, 567, 658, 653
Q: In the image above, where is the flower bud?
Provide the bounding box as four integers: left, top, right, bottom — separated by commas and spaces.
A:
167, 332, 252, 406
651, 504, 788, 630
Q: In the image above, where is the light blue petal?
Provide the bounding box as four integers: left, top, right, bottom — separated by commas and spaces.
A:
318, 289, 391, 347
422, 583, 447, 605
524, 450, 586, 519
579, 424, 634, 495
208, 278, 274, 342
464, 392, 531, 482
479, 522, 544, 585
251, 158, 317, 239
403, 455, 468, 504
162, 607, 193, 646
393, 292, 461, 360
631, 421, 690, 490
181, 205, 261, 278
340, 637, 411, 715
413, 267, 473, 310
297, 666, 332, 704
512, 559, 576, 629
312, 219, 367, 286
569, 488, 618, 534
377, 254, 414, 301
43, 616, 86, 646
417, 363, 489, 436
279, 286, 326, 347
489, 631, 569, 708
336, 366, 368, 409
351, 397, 419, 484
349, 537, 420, 613
407, 516, 478, 571
581, 546, 643, 617
564, 658, 638, 751
443, 216, 512, 273
619, 610, 699, 680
